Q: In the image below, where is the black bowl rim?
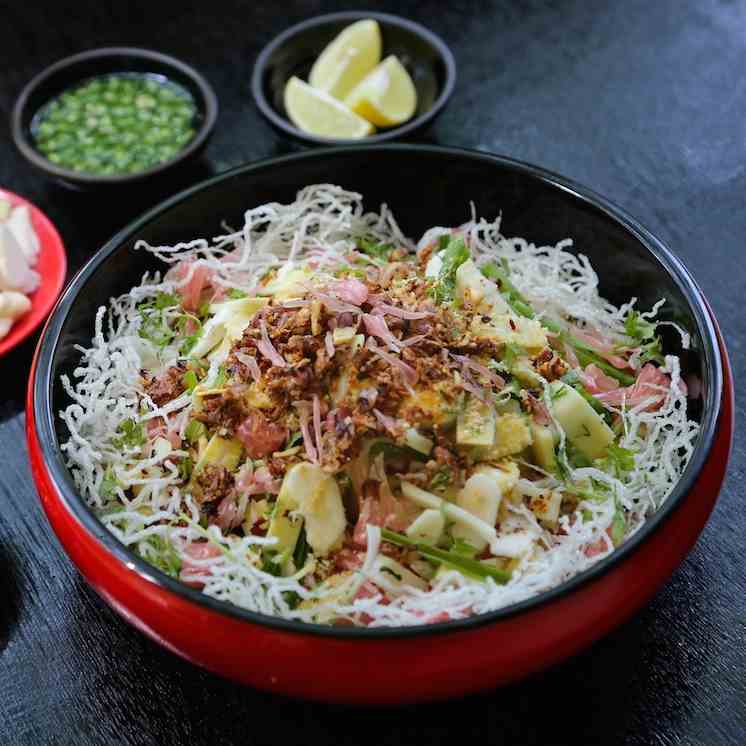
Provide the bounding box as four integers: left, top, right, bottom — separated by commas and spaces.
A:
33, 144, 723, 639
250, 11, 457, 145
11, 46, 219, 186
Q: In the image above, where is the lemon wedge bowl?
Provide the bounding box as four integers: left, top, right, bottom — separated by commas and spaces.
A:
345, 55, 417, 127
284, 77, 374, 139
309, 19, 382, 100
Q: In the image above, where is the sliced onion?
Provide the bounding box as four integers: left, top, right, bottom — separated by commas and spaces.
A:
460, 377, 491, 404
452, 354, 505, 389
235, 461, 255, 491
526, 392, 552, 426
235, 350, 262, 382
363, 313, 401, 352
214, 495, 242, 531
294, 401, 318, 463
366, 338, 418, 385
249, 466, 281, 495
373, 408, 400, 435
258, 320, 286, 367
312, 292, 362, 315
398, 334, 428, 347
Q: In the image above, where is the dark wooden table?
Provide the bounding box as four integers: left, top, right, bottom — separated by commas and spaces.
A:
1, 1, 744, 743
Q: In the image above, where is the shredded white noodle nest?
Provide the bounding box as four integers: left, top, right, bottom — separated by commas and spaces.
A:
60, 184, 698, 627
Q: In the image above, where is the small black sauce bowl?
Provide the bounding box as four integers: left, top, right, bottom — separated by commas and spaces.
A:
11, 47, 218, 190
251, 11, 456, 145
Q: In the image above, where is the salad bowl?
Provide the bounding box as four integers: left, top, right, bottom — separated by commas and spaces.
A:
27, 145, 732, 703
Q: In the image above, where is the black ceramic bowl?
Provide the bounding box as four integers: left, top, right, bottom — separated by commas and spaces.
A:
251, 12, 456, 145
11, 47, 218, 189
28, 146, 731, 703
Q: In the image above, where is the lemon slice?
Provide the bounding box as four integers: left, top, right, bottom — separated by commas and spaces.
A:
345, 55, 417, 127
309, 19, 382, 100
284, 77, 374, 139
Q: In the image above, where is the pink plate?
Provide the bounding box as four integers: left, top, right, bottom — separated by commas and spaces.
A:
0, 188, 67, 356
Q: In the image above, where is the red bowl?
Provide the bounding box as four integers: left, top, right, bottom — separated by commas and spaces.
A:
26, 146, 733, 704
0, 188, 67, 357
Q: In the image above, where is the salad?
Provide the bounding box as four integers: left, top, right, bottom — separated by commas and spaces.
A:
61, 185, 697, 626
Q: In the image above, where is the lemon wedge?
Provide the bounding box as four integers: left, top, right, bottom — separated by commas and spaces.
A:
345, 55, 417, 127
309, 19, 382, 100
284, 77, 374, 139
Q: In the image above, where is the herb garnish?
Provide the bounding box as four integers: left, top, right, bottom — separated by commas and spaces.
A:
112, 418, 146, 449
137, 292, 179, 348
430, 235, 470, 305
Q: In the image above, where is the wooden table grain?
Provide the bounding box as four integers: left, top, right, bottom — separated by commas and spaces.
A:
1, 1, 744, 744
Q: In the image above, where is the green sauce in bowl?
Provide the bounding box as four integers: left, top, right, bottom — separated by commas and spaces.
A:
31, 73, 198, 175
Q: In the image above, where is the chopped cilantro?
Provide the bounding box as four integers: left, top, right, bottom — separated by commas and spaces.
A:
139, 535, 181, 578
501, 342, 525, 369
338, 268, 367, 279
184, 419, 207, 444
624, 310, 658, 342
212, 365, 228, 388
112, 418, 146, 449
637, 337, 665, 366
572, 478, 616, 505
137, 293, 179, 349
179, 330, 202, 356
356, 236, 395, 261
596, 443, 636, 478
142, 292, 179, 311
623, 311, 665, 365
182, 370, 198, 393
175, 314, 203, 357
100, 466, 121, 500
228, 288, 248, 299
139, 313, 175, 348
178, 456, 193, 482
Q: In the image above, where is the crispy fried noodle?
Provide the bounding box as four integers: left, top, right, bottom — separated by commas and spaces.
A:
60, 184, 698, 627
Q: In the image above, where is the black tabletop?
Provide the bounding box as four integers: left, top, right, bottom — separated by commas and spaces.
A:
1, 1, 744, 744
